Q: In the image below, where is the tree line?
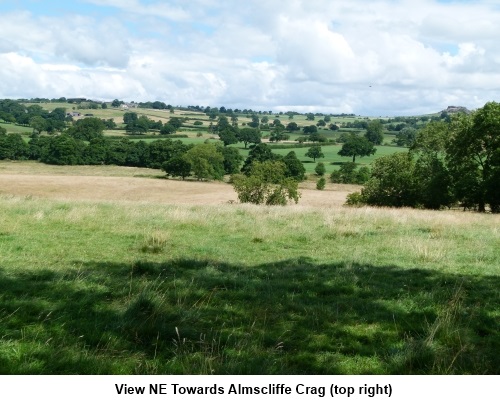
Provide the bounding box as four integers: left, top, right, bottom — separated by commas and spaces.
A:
348, 102, 500, 212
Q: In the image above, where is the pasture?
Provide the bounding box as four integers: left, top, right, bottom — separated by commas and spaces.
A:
0, 162, 498, 374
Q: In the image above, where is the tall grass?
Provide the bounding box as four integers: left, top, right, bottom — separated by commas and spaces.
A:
0, 196, 498, 374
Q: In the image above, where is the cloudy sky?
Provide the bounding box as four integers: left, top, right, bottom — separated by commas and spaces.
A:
0, 0, 499, 115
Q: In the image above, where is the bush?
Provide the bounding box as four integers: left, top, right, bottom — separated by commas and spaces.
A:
330, 162, 369, 185
232, 161, 300, 205
345, 191, 365, 206
316, 177, 326, 190
315, 162, 326, 176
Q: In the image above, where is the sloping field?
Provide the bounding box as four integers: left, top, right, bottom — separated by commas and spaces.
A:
0, 161, 498, 375
0, 170, 359, 207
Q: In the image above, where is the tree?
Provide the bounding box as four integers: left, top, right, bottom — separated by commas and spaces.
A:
162, 156, 192, 179
303, 125, 318, 135
237, 127, 261, 149
83, 137, 110, 165
305, 145, 324, 162
364, 120, 384, 145
445, 102, 500, 212
241, 143, 278, 175
103, 118, 117, 130
41, 135, 85, 165
167, 117, 184, 130
30, 116, 46, 135
306, 113, 315, 121
248, 114, 260, 128
286, 122, 299, 132
308, 132, 327, 143
410, 121, 454, 209
218, 145, 243, 174
394, 126, 417, 147
123, 112, 138, 125
0, 133, 30, 160
184, 143, 225, 181
219, 128, 239, 146
359, 153, 418, 207
111, 99, 123, 107
315, 162, 326, 176
316, 177, 326, 190
232, 161, 300, 205
67, 117, 105, 141
282, 151, 305, 181
269, 124, 289, 142
160, 124, 176, 135
126, 115, 150, 135
338, 135, 376, 163
148, 139, 190, 169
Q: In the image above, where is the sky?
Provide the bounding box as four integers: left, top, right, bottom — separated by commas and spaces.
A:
0, 0, 499, 116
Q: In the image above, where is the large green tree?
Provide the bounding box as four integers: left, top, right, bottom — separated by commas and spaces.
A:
67, 117, 105, 141
410, 121, 453, 209
162, 156, 192, 179
218, 145, 243, 174
241, 143, 278, 175
185, 143, 225, 181
305, 145, 324, 162
359, 152, 418, 207
446, 102, 500, 212
338, 135, 376, 162
0, 133, 30, 160
282, 151, 305, 181
237, 127, 261, 149
364, 120, 384, 145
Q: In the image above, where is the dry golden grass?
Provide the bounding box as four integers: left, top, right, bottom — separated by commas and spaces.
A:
0, 161, 357, 208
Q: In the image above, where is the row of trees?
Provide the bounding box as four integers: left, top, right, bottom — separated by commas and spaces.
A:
10, 135, 192, 168
0, 99, 69, 130
350, 102, 500, 212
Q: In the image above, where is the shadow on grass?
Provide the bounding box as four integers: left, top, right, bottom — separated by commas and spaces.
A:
0, 258, 498, 374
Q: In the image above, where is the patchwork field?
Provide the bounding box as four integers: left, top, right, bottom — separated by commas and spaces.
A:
0, 161, 498, 375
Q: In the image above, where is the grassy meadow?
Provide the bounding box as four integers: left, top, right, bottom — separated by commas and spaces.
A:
0, 185, 498, 374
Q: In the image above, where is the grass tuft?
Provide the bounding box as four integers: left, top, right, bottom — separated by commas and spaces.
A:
140, 229, 170, 254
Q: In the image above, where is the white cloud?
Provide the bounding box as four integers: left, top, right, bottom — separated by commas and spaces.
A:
1, 0, 500, 115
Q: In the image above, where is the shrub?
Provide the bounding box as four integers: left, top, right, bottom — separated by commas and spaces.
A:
315, 162, 326, 176
316, 177, 326, 190
232, 161, 300, 205
345, 191, 365, 206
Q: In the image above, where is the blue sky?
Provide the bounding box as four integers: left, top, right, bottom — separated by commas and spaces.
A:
0, 0, 499, 115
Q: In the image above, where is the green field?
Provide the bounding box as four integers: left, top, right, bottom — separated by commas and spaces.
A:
0, 193, 498, 374
0, 122, 32, 135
